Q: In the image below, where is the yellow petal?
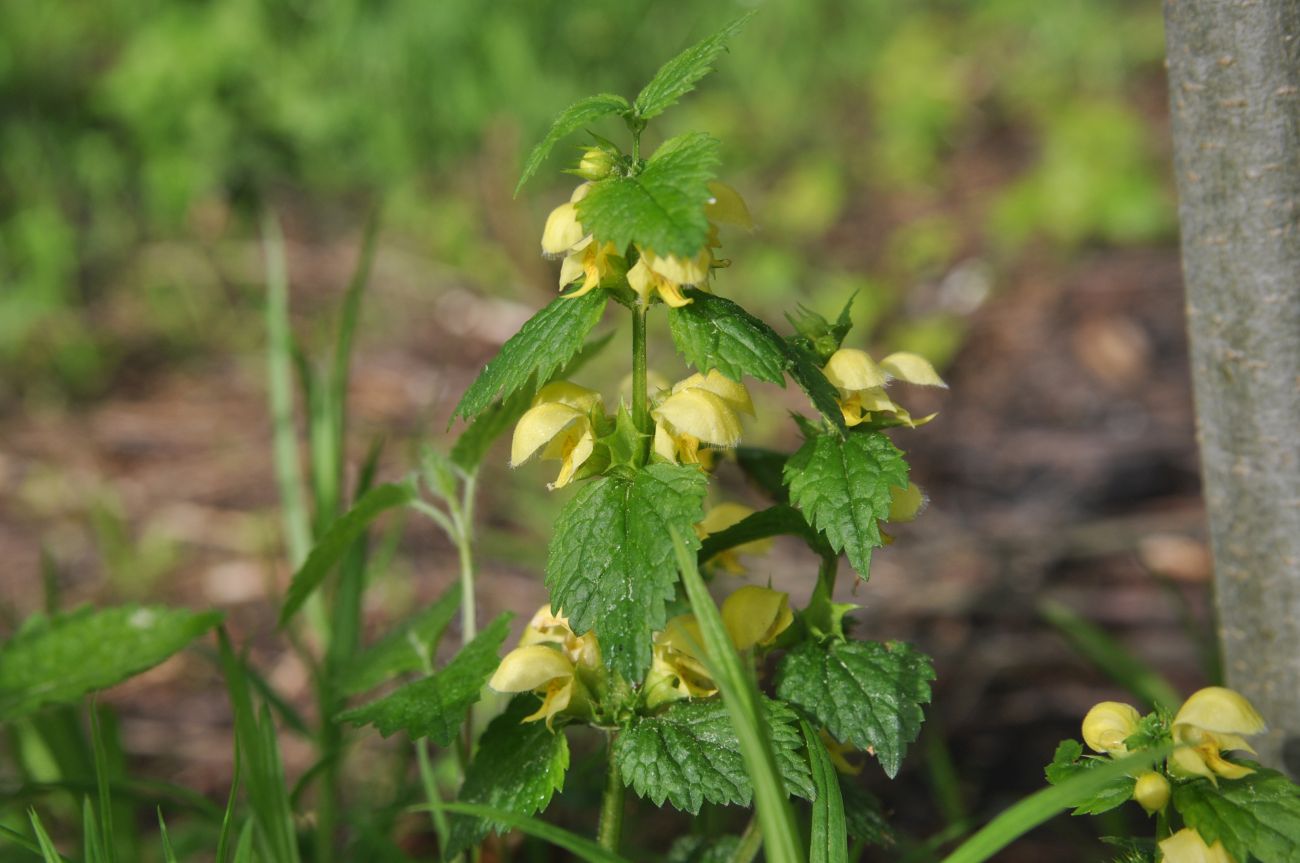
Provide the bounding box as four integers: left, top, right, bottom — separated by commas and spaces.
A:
674, 370, 755, 416
511, 402, 585, 466
1132, 771, 1170, 815
655, 279, 693, 308
1081, 701, 1141, 755
722, 585, 793, 650
888, 483, 927, 523
533, 381, 602, 412
653, 389, 742, 448
1174, 687, 1267, 737
627, 258, 654, 303
488, 645, 573, 693
541, 203, 586, 256
653, 423, 678, 462
705, 181, 754, 230
878, 352, 948, 388
523, 677, 574, 729
558, 253, 585, 289
824, 349, 887, 391
569, 182, 592, 204
646, 249, 711, 286
1170, 745, 1219, 783
854, 387, 904, 414
543, 421, 594, 489
697, 502, 755, 537
660, 615, 708, 663
1158, 828, 1237, 863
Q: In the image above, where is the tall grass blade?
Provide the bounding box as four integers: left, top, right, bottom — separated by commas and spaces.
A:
232, 820, 257, 863
801, 721, 846, 863
938, 745, 1170, 863
215, 737, 242, 863
432, 802, 632, 863
328, 213, 379, 488
157, 809, 179, 863
0, 823, 47, 857
217, 628, 301, 863
1039, 599, 1181, 712
263, 210, 312, 570
672, 528, 805, 863
82, 797, 106, 863
27, 809, 66, 863
89, 706, 116, 863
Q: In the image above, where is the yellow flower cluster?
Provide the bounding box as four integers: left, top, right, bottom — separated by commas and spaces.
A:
1080, 686, 1266, 826
652, 370, 753, 465
510, 381, 604, 489
488, 606, 602, 728
644, 585, 792, 709
821, 348, 947, 428
540, 181, 752, 307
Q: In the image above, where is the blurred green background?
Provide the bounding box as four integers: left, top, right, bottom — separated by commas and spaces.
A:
0, 0, 1173, 404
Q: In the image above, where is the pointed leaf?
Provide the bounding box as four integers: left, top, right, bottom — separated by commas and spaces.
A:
338, 614, 511, 744
784, 430, 907, 577
452, 290, 609, 422
634, 14, 754, 121
333, 583, 462, 696
516, 94, 631, 195
776, 640, 933, 778
546, 464, 707, 680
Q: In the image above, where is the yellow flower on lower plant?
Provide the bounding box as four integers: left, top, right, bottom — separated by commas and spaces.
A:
822, 347, 947, 428
1082, 701, 1141, 756
643, 614, 717, 709
488, 644, 582, 729
721, 585, 792, 651
1158, 828, 1237, 863
541, 183, 623, 297
518, 605, 601, 670
627, 247, 712, 308
696, 502, 773, 573
1168, 686, 1265, 783
510, 382, 603, 489
652, 371, 751, 465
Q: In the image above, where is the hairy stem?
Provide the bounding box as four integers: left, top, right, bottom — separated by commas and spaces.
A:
597, 735, 625, 852
632, 305, 650, 435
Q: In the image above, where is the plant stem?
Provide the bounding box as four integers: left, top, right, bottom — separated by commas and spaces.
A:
728, 816, 763, 863
417, 739, 451, 850
632, 305, 649, 434
454, 473, 479, 646
597, 735, 625, 852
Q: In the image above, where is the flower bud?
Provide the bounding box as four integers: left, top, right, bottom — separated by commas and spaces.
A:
576, 147, 616, 181
1133, 771, 1170, 815
1081, 701, 1141, 755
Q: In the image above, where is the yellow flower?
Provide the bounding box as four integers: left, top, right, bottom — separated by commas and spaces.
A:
721, 585, 792, 651
541, 184, 622, 297
1082, 701, 1141, 755
627, 248, 712, 308
696, 502, 773, 573
1132, 771, 1170, 815
704, 181, 753, 230
822, 348, 947, 428
1168, 686, 1265, 783
518, 605, 601, 670
887, 482, 927, 523
1159, 828, 1237, 863
488, 644, 580, 729
643, 614, 717, 709
510, 382, 603, 489
652, 371, 752, 465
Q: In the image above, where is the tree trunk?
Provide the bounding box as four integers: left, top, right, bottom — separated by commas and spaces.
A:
1164, 1, 1300, 776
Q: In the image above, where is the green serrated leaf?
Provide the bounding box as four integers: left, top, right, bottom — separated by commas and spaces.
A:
698, 504, 830, 564
338, 614, 511, 744
333, 583, 462, 696
668, 290, 847, 432
279, 479, 418, 626
446, 696, 569, 857
1043, 739, 1136, 815
615, 697, 814, 814
776, 640, 933, 778
577, 133, 720, 260
668, 291, 788, 385
452, 291, 609, 422
634, 13, 754, 121
1173, 767, 1300, 863
0, 606, 222, 721
546, 463, 707, 680
516, 94, 631, 196
666, 835, 742, 863
784, 430, 907, 577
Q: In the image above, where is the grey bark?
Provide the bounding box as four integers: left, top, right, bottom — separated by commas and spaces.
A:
1164, 0, 1300, 776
